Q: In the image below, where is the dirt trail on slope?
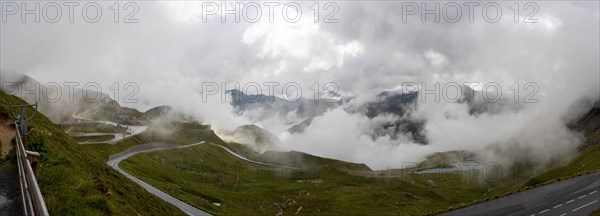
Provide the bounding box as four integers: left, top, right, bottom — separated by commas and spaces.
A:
0, 119, 15, 159
0, 110, 22, 215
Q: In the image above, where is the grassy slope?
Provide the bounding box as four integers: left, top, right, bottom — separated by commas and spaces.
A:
73, 134, 115, 143
120, 130, 600, 215
83, 121, 225, 160
0, 91, 184, 215
220, 142, 372, 171
523, 130, 600, 187
56, 95, 598, 215
435, 127, 600, 213
121, 142, 493, 215
81, 100, 148, 124
61, 122, 127, 134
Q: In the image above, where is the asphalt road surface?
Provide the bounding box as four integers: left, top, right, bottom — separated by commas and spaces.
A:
212, 144, 295, 169
106, 142, 289, 215
76, 121, 148, 144
443, 172, 600, 216
107, 142, 210, 216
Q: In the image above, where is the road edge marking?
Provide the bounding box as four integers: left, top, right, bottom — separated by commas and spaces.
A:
572, 200, 598, 212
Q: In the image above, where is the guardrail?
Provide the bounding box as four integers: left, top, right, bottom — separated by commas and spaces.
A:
15, 122, 49, 216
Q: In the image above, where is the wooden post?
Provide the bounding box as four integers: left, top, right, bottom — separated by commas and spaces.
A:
21, 134, 28, 150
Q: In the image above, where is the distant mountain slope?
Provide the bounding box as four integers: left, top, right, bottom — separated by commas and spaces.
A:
287, 117, 313, 134
361, 90, 428, 144
145, 105, 192, 121
284, 89, 428, 144
219, 124, 280, 153
572, 101, 600, 135
569, 100, 600, 147
0, 74, 146, 124
257, 150, 372, 171
145, 105, 173, 117
227, 89, 341, 119
287, 85, 527, 145
364, 91, 419, 118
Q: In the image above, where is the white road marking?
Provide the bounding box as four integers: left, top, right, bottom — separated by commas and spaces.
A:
554, 204, 563, 208
540, 209, 549, 214
559, 213, 567, 216
572, 200, 598, 212
577, 195, 587, 199
590, 190, 597, 195
566, 199, 575, 204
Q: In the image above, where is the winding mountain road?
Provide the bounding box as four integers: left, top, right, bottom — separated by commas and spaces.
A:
107, 142, 210, 216
76, 122, 148, 144
443, 172, 600, 216
107, 142, 288, 216
86, 120, 599, 216
212, 144, 295, 169
67, 116, 303, 215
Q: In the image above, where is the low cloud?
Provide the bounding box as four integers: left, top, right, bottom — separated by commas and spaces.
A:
1, 1, 598, 170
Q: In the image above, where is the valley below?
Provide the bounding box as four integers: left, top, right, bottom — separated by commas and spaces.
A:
1, 86, 600, 215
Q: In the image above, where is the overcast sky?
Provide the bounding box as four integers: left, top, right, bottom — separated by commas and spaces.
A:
1, 1, 599, 169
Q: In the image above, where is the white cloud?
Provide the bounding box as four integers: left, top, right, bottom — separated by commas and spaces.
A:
1, 1, 598, 169
424, 50, 447, 67
243, 18, 363, 73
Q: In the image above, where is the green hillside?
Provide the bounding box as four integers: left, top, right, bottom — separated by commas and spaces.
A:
121, 142, 494, 215
523, 131, 600, 187
119, 121, 600, 215
3, 87, 599, 215
0, 91, 184, 215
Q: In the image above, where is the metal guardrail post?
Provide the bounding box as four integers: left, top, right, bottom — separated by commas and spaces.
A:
15, 122, 49, 216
